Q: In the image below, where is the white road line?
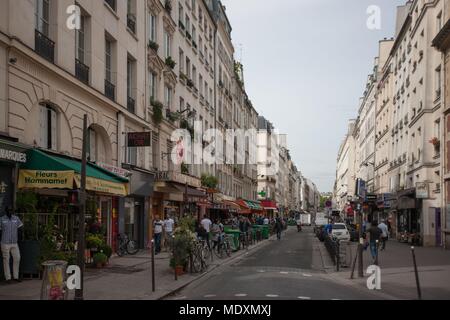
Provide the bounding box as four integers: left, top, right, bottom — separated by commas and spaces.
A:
280, 271, 289, 274
302, 273, 312, 277
266, 294, 279, 298
298, 296, 311, 300
235, 293, 248, 297
331, 299, 342, 300
257, 270, 265, 273
174, 296, 187, 300
204, 294, 217, 298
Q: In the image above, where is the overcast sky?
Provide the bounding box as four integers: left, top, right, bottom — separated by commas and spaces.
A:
221, 0, 406, 192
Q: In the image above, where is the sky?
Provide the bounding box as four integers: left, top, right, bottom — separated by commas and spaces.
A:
221, 0, 407, 192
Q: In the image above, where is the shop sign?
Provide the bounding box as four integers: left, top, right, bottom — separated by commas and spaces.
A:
355, 178, 367, 199
96, 162, 131, 179
0, 147, 27, 163
74, 175, 128, 197
416, 182, 429, 199
18, 170, 74, 189
127, 132, 151, 147
156, 171, 201, 188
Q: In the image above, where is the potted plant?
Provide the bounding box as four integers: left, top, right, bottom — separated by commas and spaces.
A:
148, 40, 159, 52
151, 99, 164, 125
187, 79, 194, 88
429, 137, 440, 151
99, 244, 113, 261
181, 162, 189, 174
165, 56, 176, 69
170, 227, 195, 274
93, 252, 108, 268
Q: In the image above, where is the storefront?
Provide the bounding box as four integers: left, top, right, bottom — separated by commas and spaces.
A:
153, 171, 206, 224
390, 188, 421, 244
0, 138, 28, 214
260, 200, 278, 218
18, 149, 129, 250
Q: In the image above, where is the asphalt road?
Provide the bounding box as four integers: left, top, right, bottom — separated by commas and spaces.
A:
166, 227, 384, 300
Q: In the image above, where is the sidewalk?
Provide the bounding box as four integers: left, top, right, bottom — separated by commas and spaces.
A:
0, 237, 274, 300
320, 238, 450, 300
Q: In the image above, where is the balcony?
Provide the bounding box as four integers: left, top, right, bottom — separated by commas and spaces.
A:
35, 29, 55, 63
127, 96, 136, 114
127, 13, 136, 34
105, 79, 115, 101
75, 59, 89, 85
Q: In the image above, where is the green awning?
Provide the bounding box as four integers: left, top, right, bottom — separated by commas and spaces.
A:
19, 149, 129, 196
244, 200, 262, 210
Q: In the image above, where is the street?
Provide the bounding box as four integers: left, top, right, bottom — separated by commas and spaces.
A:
166, 227, 385, 300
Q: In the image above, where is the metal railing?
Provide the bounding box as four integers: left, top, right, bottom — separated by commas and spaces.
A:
75, 59, 90, 84
127, 96, 136, 114
127, 13, 136, 33
35, 29, 55, 63
105, 79, 115, 101
105, 0, 116, 11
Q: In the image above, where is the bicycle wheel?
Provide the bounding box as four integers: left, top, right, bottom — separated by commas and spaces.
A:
224, 240, 231, 257
126, 240, 139, 255
117, 246, 125, 257
192, 251, 202, 273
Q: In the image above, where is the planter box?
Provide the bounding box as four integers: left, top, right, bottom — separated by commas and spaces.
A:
19, 240, 41, 276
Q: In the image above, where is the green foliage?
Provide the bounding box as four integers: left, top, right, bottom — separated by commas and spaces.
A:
171, 228, 196, 267
93, 252, 108, 265
167, 111, 180, 122
151, 99, 164, 125
165, 56, 176, 69
148, 40, 159, 52
201, 174, 218, 189
181, 162, 189, 174
178, 216, 196, 233
180, 119, 194, 138
99, 244, 113, 259
86, 234, 104, 249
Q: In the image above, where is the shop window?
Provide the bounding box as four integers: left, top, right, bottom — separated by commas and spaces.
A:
39, 104, 57, 151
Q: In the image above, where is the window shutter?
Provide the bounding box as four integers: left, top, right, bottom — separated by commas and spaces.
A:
39, 106, 47, 148
51, 108, 57, 150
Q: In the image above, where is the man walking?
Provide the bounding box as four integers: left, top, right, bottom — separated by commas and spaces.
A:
201, 215, 212, 247
367, 221, 382, 264
274, 215, 283, 240
378, 220, 389, 251
163, 215, 175, 252
153, 215, 164, 255
1, 207, 23, 283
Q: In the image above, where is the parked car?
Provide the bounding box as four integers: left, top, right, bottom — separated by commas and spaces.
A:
331, 223, 350, 241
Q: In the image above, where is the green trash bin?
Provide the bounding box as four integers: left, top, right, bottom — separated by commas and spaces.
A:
225, 230, 240, 251
261, 225, 270, 239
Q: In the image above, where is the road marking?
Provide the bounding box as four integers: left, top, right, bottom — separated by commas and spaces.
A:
302, 273, 312, 277
298, 296, 311, 300
266, 294, 279, 298
174, 296, 187, 300
235, 293, 248, 297
280, 271, 289, 274
204, 294, 217, 298
257, 270, 265, 273
331, 299, 342, 300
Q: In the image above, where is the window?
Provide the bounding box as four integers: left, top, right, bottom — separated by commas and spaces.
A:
192, 26, 196, 43
164, 31, 171, 58
186, 57, 191, 78
437, 11, 443, 34
148, 13, 157, 42
127, 145, 137, 165
192, 66, 197, 86
127, 0, 136, 33
148, 70, 156, 103
199, 74, 203, 96
75, 13, 89, 84
179, 49, 184, 73
186, 15, 191, 34
436, 66, 442, 99
88, 128, 97, 162
105, 0, 116, 11
164, 85, 173, 109
179, 5, 184, 25
105, 36, 115, 100
35, 0, 50, 36
180, 97, 185, 112
152, 132, 159, 170
127, 57, 136, 113
39, 104, 57, 151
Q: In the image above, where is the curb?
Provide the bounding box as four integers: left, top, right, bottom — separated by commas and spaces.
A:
157, 233, 278, 300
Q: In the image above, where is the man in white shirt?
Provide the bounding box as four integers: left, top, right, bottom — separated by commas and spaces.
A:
201, 215, 212, 246
163, 215, 175, 251
378, 220, 389, 251
153, 215, 164, 254
263, 217, 269, 225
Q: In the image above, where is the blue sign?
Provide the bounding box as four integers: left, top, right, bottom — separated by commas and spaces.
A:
355, 178, 367, 199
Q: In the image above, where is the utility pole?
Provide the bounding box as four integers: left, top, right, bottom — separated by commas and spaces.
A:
75, 114, 88, 300
358, 204, 364, 277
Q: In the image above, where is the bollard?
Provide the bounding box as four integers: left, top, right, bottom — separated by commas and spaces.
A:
336, 240, 340, 272
151, 239, 155, 292
375, 240, 379, 266
173, 235, 177, 281
411, 246, 422, 300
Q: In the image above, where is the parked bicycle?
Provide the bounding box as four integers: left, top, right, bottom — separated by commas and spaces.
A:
213, 234, 232, 259
239, 231, 249, 250
191, 239, 210, 273
117, 233, 139, 257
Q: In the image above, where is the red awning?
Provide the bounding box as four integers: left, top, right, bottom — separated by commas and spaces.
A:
261, 200, 277, 210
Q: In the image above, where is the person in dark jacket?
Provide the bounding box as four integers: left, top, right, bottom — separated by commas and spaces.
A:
274, 215, 283, 240
367, 220, 382, 263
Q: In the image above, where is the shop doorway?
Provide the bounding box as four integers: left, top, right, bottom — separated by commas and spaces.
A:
125, 198, 144, 247
435, 208, 442, 247
100, 198, 112, 247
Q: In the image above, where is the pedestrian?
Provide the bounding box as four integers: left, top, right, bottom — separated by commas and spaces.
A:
263, 216, 269, 225
163, 215, 175, 252
378, 220, 389, 251
274, 215, 283, 240
153, 215, 164, 254
201, 215, 213, 247
367, 220, 382, 263
1, 207, 23, 283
